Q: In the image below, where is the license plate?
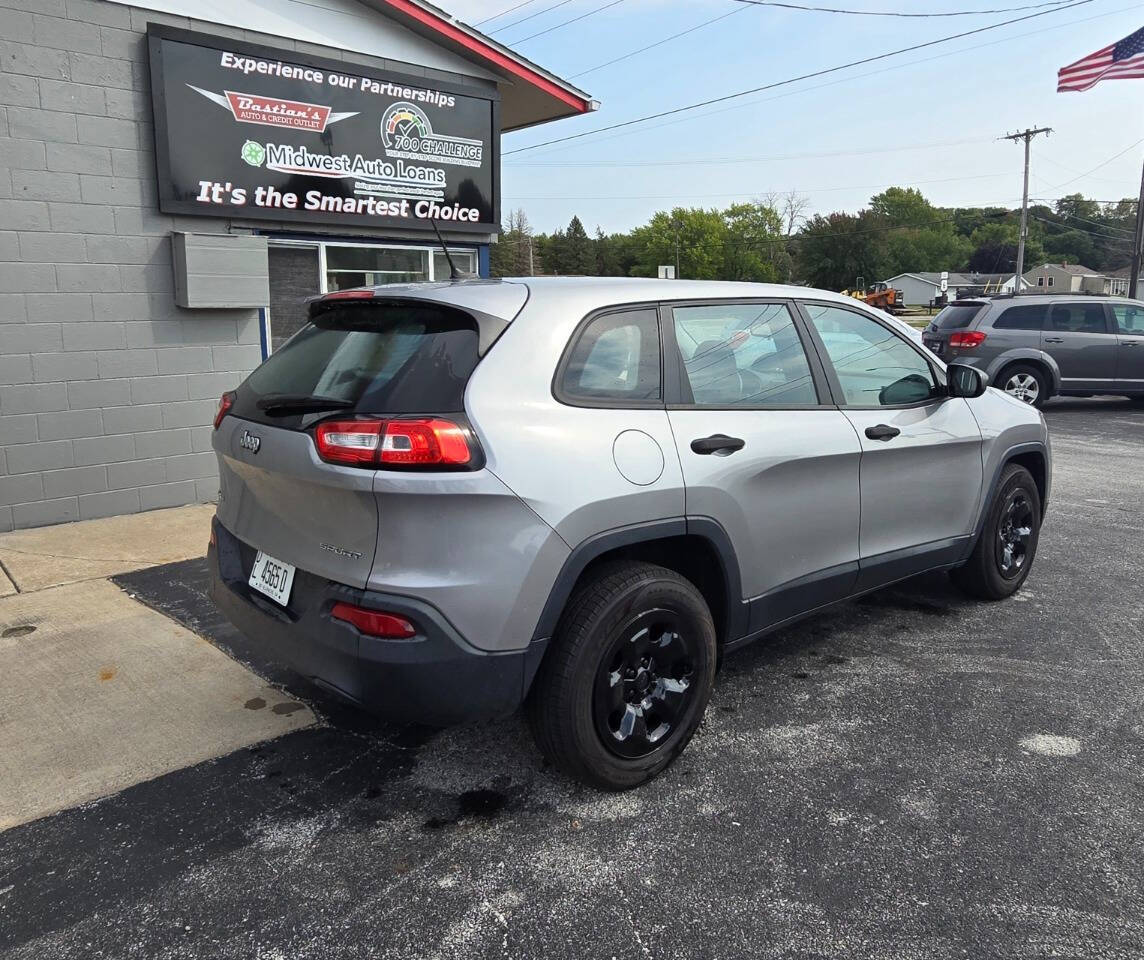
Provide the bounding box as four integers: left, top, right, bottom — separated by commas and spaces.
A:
249, 550, 296, 606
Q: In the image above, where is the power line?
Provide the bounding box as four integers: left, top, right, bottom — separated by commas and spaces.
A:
503, 171, 1012, 201
729, 0, 1076, 17
505, 135, 997, 168
567, 6, 750, 79
487, 0, 576, 34
512, 0, 1135, 163
504, 0, 626, 43
473, 0, 543, 27
1041, 208, 1136, 236
1028, 212, 1134, 244
503, 0, 1093, 156
1042, 136, 1144, 192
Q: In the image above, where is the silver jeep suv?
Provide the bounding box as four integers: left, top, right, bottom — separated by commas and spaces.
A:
922, 294, 1144, 407
209, 278, 1050, 789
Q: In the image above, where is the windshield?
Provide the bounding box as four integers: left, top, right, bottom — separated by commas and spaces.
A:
232, 302, 481, 428
931, 303, 984, 331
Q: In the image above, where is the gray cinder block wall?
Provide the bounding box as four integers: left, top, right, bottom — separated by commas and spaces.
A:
1, 0, 267, 530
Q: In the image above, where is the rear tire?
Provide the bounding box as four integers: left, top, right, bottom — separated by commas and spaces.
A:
951, 464, 1041, 600
997, 363, 1048, 408
527, 562, 717, 790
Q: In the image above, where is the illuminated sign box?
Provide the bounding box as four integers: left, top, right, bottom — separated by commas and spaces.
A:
147, 25, 500, 233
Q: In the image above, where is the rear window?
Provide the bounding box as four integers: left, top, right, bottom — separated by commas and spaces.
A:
233, 302, 480, 427
931, 303, 984, 330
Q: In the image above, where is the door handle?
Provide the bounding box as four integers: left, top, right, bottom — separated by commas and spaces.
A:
864, 424, 901, 441
1043, 337, 1065, 343
690, 434, 745, 455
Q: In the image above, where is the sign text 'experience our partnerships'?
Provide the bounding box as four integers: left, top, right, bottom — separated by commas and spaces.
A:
147, 26, 499, 231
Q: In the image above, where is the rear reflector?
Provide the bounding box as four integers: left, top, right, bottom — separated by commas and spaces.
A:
949, 330, 987, 348
314, 418, 473, 469
331, 601, 416, 639
214, 391, 235, 429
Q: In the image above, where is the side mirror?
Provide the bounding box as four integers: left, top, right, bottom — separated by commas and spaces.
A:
946, 362, 988, 398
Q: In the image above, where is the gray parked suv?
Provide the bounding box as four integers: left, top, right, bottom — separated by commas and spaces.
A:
208, 278, 1050, 789
922, 294, 1144, 407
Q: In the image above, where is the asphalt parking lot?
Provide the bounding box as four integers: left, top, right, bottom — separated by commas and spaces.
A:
1, 398, 1142, 960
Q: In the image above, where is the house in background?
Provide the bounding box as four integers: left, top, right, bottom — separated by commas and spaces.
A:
1103, 266, 1143, 297
1021, 263, 1109, 294
883, 271, 1025, 306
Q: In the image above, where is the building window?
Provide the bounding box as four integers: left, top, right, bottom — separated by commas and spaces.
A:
1037, 276, 1044, 287
264, 240, 480, 356
1047, 276, 1054, 287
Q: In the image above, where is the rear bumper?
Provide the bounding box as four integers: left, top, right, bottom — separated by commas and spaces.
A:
209, 518, 544, 726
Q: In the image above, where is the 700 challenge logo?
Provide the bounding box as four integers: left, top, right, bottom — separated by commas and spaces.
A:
380, 102, 483, 168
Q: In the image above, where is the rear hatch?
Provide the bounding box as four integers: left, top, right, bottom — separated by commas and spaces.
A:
922, 301, 986, 357
213, 292, 508, 589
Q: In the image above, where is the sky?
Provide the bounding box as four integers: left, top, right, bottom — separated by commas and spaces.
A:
436, 0, 1144, 234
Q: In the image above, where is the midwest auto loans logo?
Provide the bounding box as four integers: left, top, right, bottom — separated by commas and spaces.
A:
187, 84, 358, 133
239, 139, 446, 193
380, 102, 483, 168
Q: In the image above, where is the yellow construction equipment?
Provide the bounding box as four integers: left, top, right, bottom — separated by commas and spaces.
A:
840, 281, 905, 314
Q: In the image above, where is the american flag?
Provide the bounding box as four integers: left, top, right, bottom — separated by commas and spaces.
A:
1058, 26, 1144, 92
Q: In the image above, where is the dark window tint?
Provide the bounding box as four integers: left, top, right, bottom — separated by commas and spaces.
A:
1048, 303, 1110, 334
1111, 303, 1144, 333
993, 304, 1046, 331
931, 303, 983, 330
560, 309, 660, 403
672, 302, 817, 406
804, 303, 937, 406
235, 302, 479, 427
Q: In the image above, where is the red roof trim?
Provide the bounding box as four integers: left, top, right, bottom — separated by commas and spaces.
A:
379, 0, 590, 113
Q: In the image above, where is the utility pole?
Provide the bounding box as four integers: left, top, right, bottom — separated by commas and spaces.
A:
1130, 158, 1144, 298
1003, 126, 1052, 294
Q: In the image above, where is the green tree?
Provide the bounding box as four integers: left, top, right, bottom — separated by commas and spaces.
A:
722, 201, 791, 282
630, 207, 727, 279
793, 212, 889, 290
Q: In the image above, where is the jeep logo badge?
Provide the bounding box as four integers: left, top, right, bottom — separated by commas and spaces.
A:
239, 430, 261, 454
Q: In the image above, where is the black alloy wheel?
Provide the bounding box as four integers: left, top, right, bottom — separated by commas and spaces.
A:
996, 488, 1035, 580
593, 610, 697, 759
951, 462, 1042, 600
527, 561, 717, 790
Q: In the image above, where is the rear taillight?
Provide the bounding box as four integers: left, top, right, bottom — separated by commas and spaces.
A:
331, 602, 416, 638
949, 331, 987, 348
214, 391, 235, 429
313, 418, 474, 469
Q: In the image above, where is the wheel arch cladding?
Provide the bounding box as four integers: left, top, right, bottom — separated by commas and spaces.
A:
530, 519, 745, 648
989, 351, 1060, 394
974, 443, 1050, 547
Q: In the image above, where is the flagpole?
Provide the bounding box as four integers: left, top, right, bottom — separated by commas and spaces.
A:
1130, 155, 1144, 299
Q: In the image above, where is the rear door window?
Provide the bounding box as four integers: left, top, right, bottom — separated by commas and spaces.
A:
233, 302, 481, 428
671, 302, 817, 406
559, 308, 661, 404
1048, 303, 1111, 334
992, 304, 1047, 331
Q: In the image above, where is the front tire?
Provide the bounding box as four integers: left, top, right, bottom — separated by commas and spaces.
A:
527, 562, 717, 790
998, 363, 1049, 408
951, 463, 1041, 600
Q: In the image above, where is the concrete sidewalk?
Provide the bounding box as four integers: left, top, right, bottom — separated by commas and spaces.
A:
0, 505, 315, 830
0, 504, 216, 594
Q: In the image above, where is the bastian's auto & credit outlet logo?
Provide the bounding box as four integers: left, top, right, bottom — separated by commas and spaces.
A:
187, 84, 358, 132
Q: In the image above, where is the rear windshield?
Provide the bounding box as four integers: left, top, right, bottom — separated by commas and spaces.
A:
232, 302, 480, 428
931, 303, 984, 331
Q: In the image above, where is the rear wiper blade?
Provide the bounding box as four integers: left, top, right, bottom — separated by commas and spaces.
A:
256, 393, 355, 414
